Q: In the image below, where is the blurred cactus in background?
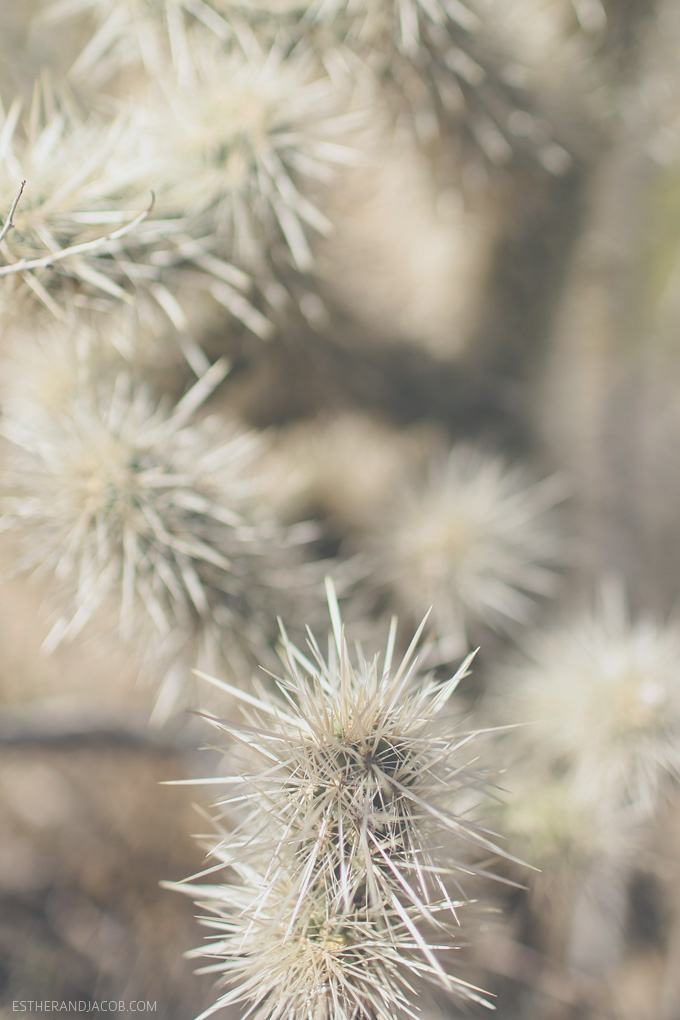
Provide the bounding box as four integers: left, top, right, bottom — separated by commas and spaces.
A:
497, 586, 680, 818
364, 443, 563, 658
2, 0, 680, 1019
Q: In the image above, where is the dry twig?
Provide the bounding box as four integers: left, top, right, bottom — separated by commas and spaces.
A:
0, 188, 155, 278
0, 179, 26, 246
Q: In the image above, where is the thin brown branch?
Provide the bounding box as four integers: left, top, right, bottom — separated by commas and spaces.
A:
0, 179, 26, 247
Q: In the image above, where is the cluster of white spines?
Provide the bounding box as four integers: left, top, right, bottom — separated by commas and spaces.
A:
369, 443, 562, 655
0, 85, 158, 314
188, 872, 477, 1020
174, 583, 503, 1017
0, 349, 290, 663
141, 40, 357, 275
1, 12, 356, 337
1, 88, 349, 338
475, 582, 680, 916
214, 0, 571, 170
496, 585, 680, 819
1, 0, 574, 342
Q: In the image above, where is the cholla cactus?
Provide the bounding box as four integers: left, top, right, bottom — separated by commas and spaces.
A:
142, 40, 357, 276
368, 444, 563, 656
0, 79, 264, 336
223, 0, 570, 171
0, 83, 160, 315
0, 354, 290, 658
495, 585, 680, 817
185, 864, 483, 1020
177, 582, 510, 1017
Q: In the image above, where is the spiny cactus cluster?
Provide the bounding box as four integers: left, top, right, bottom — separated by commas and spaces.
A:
367, 443, 563, 655
2, 359, 264, 645
172, 583, 505, 1018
